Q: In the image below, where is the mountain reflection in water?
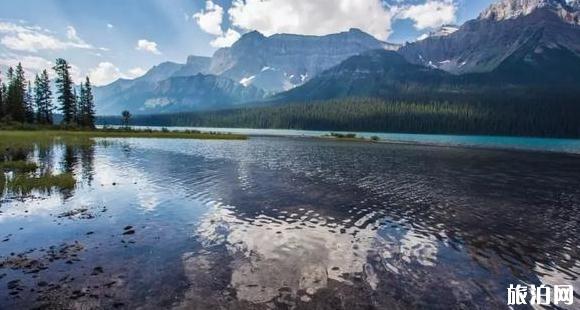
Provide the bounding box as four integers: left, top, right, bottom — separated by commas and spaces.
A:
1, 136, 579, 309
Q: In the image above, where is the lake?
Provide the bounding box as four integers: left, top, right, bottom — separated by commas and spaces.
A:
1, 134, 580, 309
104, 126, 580, 154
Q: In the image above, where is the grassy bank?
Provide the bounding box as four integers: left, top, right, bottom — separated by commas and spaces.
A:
0, 128, 247, 141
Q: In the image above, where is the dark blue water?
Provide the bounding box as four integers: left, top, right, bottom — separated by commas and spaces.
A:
1, 136, 579, 309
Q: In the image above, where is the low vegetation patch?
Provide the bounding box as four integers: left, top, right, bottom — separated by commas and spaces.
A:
0, 161, 38, 172
323, 132, 380, 142
93, 127, 247, 140
330, 132, 358, 139
6, 173, 76, 195
0, 127, 247, 141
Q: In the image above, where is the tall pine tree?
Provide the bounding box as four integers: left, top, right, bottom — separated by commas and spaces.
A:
73, 87, 79, 124
25, 81, 35, 123
79, 77, 95, 128
34, 70, 53, 125
3, 68, 13, 122
53, 58, 75, 125
0, 72, 4, 120
6, 64, 27, 122
6, 67, 13, 82
77, 83, 85, 125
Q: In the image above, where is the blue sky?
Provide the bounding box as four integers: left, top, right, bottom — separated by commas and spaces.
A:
0, 0, 494, 86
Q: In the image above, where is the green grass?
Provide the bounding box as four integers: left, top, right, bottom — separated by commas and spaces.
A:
0, 128, 247, 142
0, 160, 38, 172
91, 129, 247, 140
6, 173, 76, 195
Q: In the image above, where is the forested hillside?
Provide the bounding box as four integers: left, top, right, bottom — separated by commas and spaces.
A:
98, 98, 580, 138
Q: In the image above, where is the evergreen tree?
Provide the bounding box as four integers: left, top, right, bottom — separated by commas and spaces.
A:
25, 81, 35, 123
2, 67, 14, 121
73, 87, 79, 124
122, 110, 132, 128
79, 77, 95, 128
6, 67, 13, 81
6, 63, 27, 122
53, 58, 76, 125
34, 70, 53, 124
78, 83, 85, 125
0, 72, 4, 120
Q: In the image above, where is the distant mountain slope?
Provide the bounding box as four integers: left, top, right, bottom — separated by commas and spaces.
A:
151, 74, 265, 111
208, 28, 399, 92
94, 0, 580, 116
275, 45, 580, 104
94, 56, 212, 114
276, 50, 452, 102
95, 29, 399, 115
417, 25, 459, 41
172, 56, 211, 77
398, 0, 580, 74
96, 73, 265, 115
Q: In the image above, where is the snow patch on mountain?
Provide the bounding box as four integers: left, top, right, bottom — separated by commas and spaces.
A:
417, 25, 459, 41
144, 98, 172, 109
240, 76, 256, 87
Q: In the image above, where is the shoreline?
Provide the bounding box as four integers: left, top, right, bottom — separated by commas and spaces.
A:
3, 127, 580, 155
0, 129, 248, 140
301, 134, 580, 157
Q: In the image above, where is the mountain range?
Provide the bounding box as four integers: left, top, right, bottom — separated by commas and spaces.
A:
399, 0, 580, 75
95, 0, 580, 116
95, 29, 398, 115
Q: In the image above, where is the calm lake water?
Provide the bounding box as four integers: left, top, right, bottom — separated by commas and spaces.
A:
108, 126, 580, 154
1, 134, 580, 309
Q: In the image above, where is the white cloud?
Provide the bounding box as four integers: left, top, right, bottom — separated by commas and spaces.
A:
210, 28, 241, 48
127, 67, 147, 78
192, 1, 240, 48
396, 1, 457, 30
66, 26, 80, 42
194, 1, 225, 36
1, 32, 64, 52
136, 39, 161, 55
88, 62, 125, 86
69, 63, 84, 84
88, 63, 149, 86
0, 21, 102, 52
0, 54, 53, 80
227, 0, 395, 40
0, 54, 82, 83
107, 23, 114, 29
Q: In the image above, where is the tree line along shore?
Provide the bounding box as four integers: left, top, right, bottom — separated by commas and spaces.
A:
0, 58, 246, 140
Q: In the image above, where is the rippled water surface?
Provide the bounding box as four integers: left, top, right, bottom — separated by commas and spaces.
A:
1, 136, 580, 309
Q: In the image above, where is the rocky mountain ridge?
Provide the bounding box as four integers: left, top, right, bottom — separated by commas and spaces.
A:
95, 29, 398, 115
479, 0, 579, 23
398, 0, 580, 74
96, 0, 580, 115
